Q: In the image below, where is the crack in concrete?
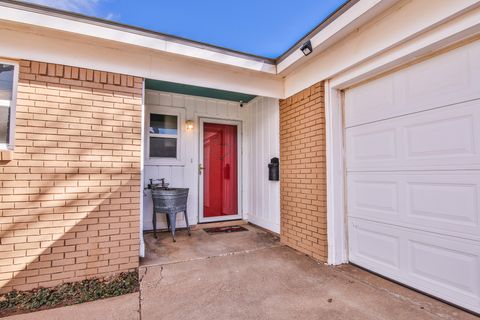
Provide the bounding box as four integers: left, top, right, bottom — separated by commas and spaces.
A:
141, 243, 285, 269
138, 267, 148, 320
146, 266, 164, 289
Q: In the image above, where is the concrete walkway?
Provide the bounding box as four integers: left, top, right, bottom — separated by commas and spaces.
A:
4, 225, 477, 320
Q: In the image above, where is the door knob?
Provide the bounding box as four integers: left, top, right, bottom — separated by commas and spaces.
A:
198, 164, 205, 175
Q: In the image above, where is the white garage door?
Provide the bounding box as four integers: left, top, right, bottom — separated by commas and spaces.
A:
345, 40, 480, 313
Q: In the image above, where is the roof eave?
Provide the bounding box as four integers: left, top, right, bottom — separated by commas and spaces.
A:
0, 0, 277, 74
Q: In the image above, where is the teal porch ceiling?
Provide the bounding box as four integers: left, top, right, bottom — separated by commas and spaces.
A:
145, 79, 256, 103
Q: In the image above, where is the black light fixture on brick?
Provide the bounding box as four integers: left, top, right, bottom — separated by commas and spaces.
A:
300, 40, 313, 56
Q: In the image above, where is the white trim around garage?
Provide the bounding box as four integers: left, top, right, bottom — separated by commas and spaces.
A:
325, 80, 347, 265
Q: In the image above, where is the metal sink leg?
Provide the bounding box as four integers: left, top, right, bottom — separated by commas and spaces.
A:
168, 212, 177, 242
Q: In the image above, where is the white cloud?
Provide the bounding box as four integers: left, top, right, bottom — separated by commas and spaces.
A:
21, 0, 102, 15
104, 12, 120, 21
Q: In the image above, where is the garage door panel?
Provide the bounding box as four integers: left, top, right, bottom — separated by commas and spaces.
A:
348, 219, 401, 271
349, 218, 480, 312
345, 40, 480, 127
406, 115, 475, 158
408, 240, 479, 297
349, 128, 397, 162
348, 171, 480, 239
403, 45, 471, 108
350, 179, 399, 215
344, 74, 396, 127
346, 99, 480, 171
407, 180, 478, 228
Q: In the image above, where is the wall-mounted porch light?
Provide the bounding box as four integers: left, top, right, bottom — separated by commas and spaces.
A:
300, 40, 313, 56
185, 120, 194, 131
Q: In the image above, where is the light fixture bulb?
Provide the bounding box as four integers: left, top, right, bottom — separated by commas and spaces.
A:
185, 120, 194, 131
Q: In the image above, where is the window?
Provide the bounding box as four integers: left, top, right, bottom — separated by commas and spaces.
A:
0, 62, 17, 150
148, 112, 180, 159
145, 105, 185, 165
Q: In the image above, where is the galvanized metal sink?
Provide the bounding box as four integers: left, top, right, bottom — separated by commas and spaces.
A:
151, 186, 190, 242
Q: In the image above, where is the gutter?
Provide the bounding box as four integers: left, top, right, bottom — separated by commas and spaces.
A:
0, 0, 397, 76
0, 0, 277, 73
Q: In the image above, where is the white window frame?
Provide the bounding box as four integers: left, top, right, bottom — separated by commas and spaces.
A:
0, 60, 19, 151
144, 105, 185, 166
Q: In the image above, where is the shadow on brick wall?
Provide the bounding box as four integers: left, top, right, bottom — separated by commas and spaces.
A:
0, 60, 142, 293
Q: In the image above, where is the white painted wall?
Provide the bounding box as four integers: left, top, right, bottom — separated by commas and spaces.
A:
142, 91, 280, 232
247, 97, 280, 233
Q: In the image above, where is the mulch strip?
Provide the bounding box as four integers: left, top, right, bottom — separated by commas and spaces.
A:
0, 271, 139, 318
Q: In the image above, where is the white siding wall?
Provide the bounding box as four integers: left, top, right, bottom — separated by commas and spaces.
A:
143, 91, 280, 233
247, 97, 281, 233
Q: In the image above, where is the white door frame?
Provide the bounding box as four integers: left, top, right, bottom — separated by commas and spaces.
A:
198, 117, 243, 223
325, 31, 480, 265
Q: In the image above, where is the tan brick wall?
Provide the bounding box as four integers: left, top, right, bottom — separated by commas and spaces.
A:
279, 81, 327, 262
0, 61, 142, 293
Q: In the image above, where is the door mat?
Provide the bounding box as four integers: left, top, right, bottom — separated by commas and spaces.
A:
203, 225, 249, 234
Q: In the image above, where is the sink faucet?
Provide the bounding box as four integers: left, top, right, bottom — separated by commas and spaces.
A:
159, 178, 166, 188
147, 178, 169, 190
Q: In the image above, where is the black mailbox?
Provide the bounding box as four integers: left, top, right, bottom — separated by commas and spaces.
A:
268, 157, 279, 181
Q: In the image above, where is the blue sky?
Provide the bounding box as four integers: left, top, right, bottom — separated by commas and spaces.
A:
23, 0, 348, 58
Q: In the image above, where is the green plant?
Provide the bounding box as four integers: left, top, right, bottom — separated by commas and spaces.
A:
0, 271, 139, 317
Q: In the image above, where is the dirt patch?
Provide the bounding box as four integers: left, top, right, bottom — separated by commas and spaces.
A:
0, 271, 139, 318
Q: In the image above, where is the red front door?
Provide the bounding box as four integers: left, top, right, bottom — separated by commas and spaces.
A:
203, 122, 238, 218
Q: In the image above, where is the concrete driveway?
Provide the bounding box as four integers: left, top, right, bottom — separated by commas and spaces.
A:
5, 225, 477, 320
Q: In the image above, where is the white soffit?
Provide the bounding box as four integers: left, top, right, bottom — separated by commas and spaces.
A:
0, 2, 277, 74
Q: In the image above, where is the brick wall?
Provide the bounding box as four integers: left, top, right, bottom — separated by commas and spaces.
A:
0, 61, 142, 293
279, 81, 327, 262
